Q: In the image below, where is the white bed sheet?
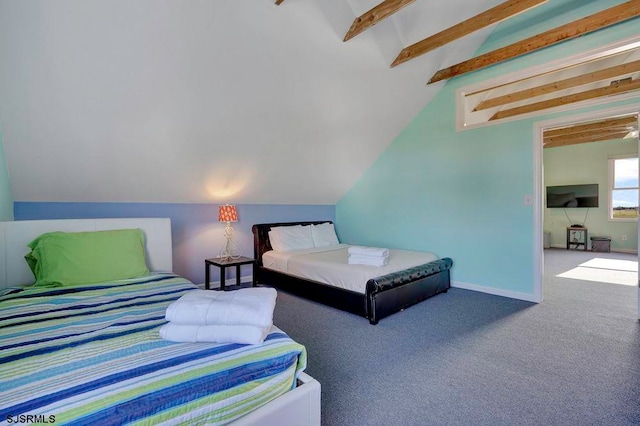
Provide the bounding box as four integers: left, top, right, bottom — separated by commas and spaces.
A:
262, 244, 438, 294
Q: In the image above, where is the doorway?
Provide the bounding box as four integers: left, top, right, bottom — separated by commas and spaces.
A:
533, 105, 640, 318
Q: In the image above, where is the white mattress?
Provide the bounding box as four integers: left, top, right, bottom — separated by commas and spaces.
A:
261, 244, 438, 294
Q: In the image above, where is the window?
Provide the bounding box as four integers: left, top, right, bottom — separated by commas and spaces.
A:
609, 156, 639, 220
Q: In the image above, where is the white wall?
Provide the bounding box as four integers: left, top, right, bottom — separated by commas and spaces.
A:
0, 127, 13, 220
0, 0, 493, 205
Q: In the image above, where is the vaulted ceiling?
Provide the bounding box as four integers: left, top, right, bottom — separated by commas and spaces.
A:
0, 0, 636, 204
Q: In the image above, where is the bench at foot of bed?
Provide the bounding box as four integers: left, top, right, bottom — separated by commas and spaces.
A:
366, 257, 453, 325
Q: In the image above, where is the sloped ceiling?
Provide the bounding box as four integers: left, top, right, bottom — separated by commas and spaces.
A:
0, 1, 630, 205
0, 0, 502, 204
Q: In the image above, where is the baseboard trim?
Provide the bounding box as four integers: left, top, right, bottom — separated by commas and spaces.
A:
451, 280, 539, 303
198, 276, 540, 304
201, 275, 540, 302
548, 244, 566, 249
610, 248, 638, 254
548, 244, 637, 254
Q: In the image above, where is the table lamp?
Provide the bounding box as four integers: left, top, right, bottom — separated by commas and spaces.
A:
218, 204, 240, 260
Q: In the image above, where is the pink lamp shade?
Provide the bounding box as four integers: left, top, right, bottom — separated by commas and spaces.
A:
218, 204, 238, 223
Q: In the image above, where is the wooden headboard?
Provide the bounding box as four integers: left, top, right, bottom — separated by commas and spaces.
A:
252, 221, 332, 266
0, 218, 173, 289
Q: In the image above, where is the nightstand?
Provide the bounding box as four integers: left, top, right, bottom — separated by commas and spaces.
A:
566, 226, 588, 251
205, 256, 256, 290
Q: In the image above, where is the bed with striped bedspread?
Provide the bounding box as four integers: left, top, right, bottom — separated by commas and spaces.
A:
0, 274, 306, 425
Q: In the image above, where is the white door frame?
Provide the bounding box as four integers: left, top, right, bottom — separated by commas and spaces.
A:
533, 104, 640, 315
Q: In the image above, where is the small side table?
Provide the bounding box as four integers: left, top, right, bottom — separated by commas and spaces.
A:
566, 227, 588, 251
205, 256, 257, 290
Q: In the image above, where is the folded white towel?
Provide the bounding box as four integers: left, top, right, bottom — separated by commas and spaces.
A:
348, 254, 389, 267
159, 323, 271, 345
347, 246, 389, 258
165, 287, 277, 327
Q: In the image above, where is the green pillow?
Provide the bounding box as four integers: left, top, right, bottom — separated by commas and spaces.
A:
25, 228, 150, 287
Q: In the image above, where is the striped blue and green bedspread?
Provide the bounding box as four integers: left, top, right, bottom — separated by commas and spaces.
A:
0, 274, 307, 425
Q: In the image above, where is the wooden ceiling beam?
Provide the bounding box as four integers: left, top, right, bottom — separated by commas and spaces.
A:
344, 0, 415, 42
275, 0, 285, 5
547, 125, 637, 142
545, 128, 634, 144
544, 130, 634, 148
491, 79, 640, 121
391, 0, 547, 67
474, 59, 640, 111
545, 116, 638, 137
428, 0, 640, 84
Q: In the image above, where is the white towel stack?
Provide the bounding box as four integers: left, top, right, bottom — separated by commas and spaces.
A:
159, 287, 277, 345
347, 246, 389, 267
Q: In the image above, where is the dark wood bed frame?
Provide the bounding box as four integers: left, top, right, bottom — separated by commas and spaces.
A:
252, 221, 453, 325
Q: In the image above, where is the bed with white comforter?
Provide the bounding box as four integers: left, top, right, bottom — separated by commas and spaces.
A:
262, 244, 437, 293
253, 221, 453, 325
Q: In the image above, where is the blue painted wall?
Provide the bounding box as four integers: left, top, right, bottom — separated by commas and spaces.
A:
14, 202, 334, 284
0, 128, 12, 220
336, 1, 640, 297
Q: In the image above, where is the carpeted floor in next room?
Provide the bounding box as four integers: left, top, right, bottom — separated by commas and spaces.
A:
271, 249, 640, 426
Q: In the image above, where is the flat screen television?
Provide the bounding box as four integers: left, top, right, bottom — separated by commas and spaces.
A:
546, 184, 599, 208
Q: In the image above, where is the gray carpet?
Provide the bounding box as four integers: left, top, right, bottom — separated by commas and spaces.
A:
271, 249, 640, 426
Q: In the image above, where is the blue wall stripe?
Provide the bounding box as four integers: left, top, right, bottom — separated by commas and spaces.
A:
13, 202, 335, 284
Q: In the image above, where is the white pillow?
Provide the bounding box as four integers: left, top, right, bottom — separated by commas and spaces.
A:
311, 223, 339, 247
268, 225, 314, 252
